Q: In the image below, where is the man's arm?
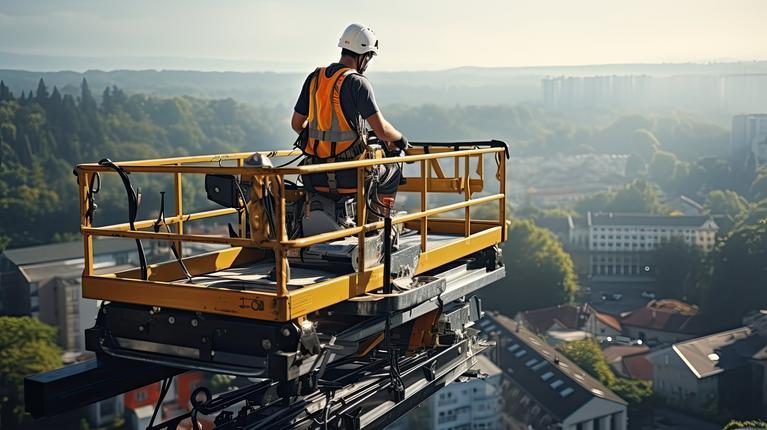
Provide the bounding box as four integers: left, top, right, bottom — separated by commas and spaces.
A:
366, 112, 402, 142
291, 112, 307, 134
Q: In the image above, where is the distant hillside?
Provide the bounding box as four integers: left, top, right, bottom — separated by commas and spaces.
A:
1, 60, 766, 108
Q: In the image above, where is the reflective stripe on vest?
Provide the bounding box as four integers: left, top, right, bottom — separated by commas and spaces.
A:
306, 67, 359, 159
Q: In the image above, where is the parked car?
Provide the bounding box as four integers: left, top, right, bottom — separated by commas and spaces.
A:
613, 335, 643, 346
641, 291, 657, 299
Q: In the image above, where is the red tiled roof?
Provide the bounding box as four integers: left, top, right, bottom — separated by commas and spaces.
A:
602, 345, 650, 364
518, 304, 586, 333
620, 300, 704, 334
594, 312, 622, 332
622, 354, 653, 381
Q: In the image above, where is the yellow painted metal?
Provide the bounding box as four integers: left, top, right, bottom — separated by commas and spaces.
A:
83, 275, 288, 320
173, 166, 184, 257
464, 156, 471, 237
82, 228, 500, 321
79, 172, 94, 276
94, 208, 238, 232
76, 146, 507, 322
112, 246, 264, 281
420, 159, 428, 252
398, 177, 484, 193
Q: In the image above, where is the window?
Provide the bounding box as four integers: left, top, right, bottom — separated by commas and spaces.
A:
136, 390, 148, 402
514, 349, 527, 358
540, 371, 554, 381
507, 344, 519, 352
525, 358, 539, 367
550, 380, 564, 389
560, 387, 575, 397
531, 361, 548, 371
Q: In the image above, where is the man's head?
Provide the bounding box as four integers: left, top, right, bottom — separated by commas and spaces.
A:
338, 23, 378, 74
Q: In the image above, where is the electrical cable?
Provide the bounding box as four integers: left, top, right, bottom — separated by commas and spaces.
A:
148, 377, 173, 429
153, 191, 192, 281
98, 159, 148, 280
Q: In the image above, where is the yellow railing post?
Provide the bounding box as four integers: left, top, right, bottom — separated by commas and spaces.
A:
79, 171, 94, 276
237, 158, 247, 239
464, 155, 471, 237
420, 159, 428, 252
274, 175, 289, 297
499, 153, 507, 240
357, 165, 367, 274
173, 163, 183, 257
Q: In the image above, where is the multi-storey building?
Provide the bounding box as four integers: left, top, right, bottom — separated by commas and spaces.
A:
731, 113, 767, 164
479, 313, 628, 430
428, 355, 502, 430
585, 212, 718, 278
0, 239, 138, 318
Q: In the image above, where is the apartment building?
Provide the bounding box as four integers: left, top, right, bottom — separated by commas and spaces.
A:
585, 212, 718, 278
479, 313, 628, 430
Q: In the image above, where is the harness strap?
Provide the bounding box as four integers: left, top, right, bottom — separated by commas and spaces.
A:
307, 129, 358, 142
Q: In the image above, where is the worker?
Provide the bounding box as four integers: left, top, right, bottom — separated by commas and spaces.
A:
291, 22, 408, 201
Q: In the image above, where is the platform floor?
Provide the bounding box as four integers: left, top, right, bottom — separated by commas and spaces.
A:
181, 231, 461, 292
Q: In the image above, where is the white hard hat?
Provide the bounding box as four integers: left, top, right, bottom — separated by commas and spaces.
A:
338, 23, 379, 56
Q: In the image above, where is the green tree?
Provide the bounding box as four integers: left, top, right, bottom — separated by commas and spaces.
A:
648, 150, 678, 186
35, 78, 49, 101
652, 237, 704, 303
723, 420, 767, 430
560, 340, 616, 387
0, 317, 62, 429
559, 340, 651, 405
703, 190, 749, 234
575, 180, 666, 215
631, 129, 660, 162
478, 219, 578, 315
610, 378, 652, 405
703, 222, 767, 330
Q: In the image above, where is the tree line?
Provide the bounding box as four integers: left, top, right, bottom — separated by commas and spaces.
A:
0, 78, 289, 249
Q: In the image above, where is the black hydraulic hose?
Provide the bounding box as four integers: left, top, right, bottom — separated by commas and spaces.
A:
408, 139, 510, 159
154, 191, 192, 281
148, 377, 172, 429
98, 158, 148, 280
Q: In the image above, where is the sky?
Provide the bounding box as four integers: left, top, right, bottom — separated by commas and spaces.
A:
0, 0, 766, 72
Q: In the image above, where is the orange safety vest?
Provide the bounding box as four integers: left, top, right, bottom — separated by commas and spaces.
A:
304, 66, 361, 159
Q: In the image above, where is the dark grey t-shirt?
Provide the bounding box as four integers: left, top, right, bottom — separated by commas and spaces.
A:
294, 63, 380, 131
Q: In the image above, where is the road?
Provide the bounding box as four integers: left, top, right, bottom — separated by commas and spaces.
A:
577, 279, 658, 316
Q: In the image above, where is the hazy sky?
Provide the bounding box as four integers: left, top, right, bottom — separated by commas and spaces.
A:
1, 0, 766, 71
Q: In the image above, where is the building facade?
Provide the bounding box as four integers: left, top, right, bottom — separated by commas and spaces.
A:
585, 212, 718, 278
429, 355, 502, 430
479, 314, 628, 430
731, 113, 767, 164
647, 313, 767, 418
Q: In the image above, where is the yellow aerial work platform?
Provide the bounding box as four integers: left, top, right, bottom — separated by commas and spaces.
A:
74, 142, 507, 324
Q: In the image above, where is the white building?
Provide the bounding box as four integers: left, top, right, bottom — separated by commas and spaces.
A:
585, 212, 718, 278
429, 355, 502, 430
731, 113, 767, 164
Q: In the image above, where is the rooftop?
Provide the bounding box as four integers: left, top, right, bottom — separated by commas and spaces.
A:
2, 238, 137, 268
516, 304, 587, 333
621, 300, 706, 335
480, 313, 626, 421
588, 212, 717, 229
671, 326, 767, 379
602, 345, 649, 364
621, 354, 653, 381
532, 216, 574, 234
